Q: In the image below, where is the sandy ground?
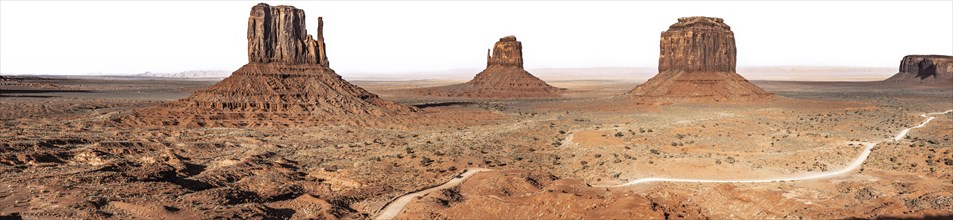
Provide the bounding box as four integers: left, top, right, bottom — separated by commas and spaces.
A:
1, 74, 952, 219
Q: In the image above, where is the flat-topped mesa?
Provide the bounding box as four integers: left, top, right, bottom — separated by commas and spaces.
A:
668, 16, 731, 31
885, 55, 953, 85
629, 16, 771, 102
247, 3, 328, 66
658, 16, 736, 73
486, 35, 524, 68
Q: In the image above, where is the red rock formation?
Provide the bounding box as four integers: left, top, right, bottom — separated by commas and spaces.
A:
414, 36, 564, 98
123, 3, 414, 127
485, 36, 523, 68
629, 16, 772, 102
884, 55, 953, 85
658, 17, 735, 73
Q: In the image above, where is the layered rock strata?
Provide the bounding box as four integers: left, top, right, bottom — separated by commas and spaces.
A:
123, 3, 414, 127
884, 55, 953, 85
414, 36, 564, 98
629, 16, 772, 102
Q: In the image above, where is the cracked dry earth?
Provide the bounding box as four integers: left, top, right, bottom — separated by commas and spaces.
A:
2, 77, 952, 219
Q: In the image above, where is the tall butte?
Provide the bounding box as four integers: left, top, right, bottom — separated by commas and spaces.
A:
884, 55, 953, 85
414, 36, 564, 98
124, 3, 414, 127
629, 16, 772, 102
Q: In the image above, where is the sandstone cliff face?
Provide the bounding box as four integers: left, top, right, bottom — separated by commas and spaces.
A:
414, 36, 563, 98
247, 3, 328, 66
885, 55, 953, 85
486, 35, 523, 68
658, 16, 736, 73
630, 16, 771, 102
125, 3, 413, 127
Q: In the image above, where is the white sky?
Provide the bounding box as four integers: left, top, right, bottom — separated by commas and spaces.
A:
1, 1, 951, 75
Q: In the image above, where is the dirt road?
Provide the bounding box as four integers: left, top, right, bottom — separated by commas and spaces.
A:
603, 110, 952, 187
374, 168, 492, 220
372, 110, 952, 219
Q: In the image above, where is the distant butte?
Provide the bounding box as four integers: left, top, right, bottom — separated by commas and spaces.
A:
628, 16, 772, 102
122, 3, 415, 127
884, 55, 953, 85
413, 35, 565, 98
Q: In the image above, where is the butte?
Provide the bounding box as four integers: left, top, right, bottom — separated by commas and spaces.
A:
628, 16, 772, 102
413, 36, 564, 98
121, 3, 415, 127
884, 55, 953, 86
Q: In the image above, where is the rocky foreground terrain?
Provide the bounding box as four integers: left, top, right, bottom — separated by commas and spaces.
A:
1, 76, 952, 219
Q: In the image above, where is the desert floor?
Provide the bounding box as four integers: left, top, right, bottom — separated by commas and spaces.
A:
1, 76, 951, 219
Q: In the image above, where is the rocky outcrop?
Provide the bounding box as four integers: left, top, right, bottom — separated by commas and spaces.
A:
629, 16, 772, 102
413, 36, 564, 98
247, 3, 328, 66
884, 55, 953, 85
123, 3, 414, 127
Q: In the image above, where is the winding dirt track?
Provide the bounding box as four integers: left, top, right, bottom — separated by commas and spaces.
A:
372, 110, 952, 219
374, 168, 492, 220
603, 110, 951, 186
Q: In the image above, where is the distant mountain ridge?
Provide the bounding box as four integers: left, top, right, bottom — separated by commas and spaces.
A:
6, 66, 895, 82
345, 66, 893, 82
136, 70, 230, 78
